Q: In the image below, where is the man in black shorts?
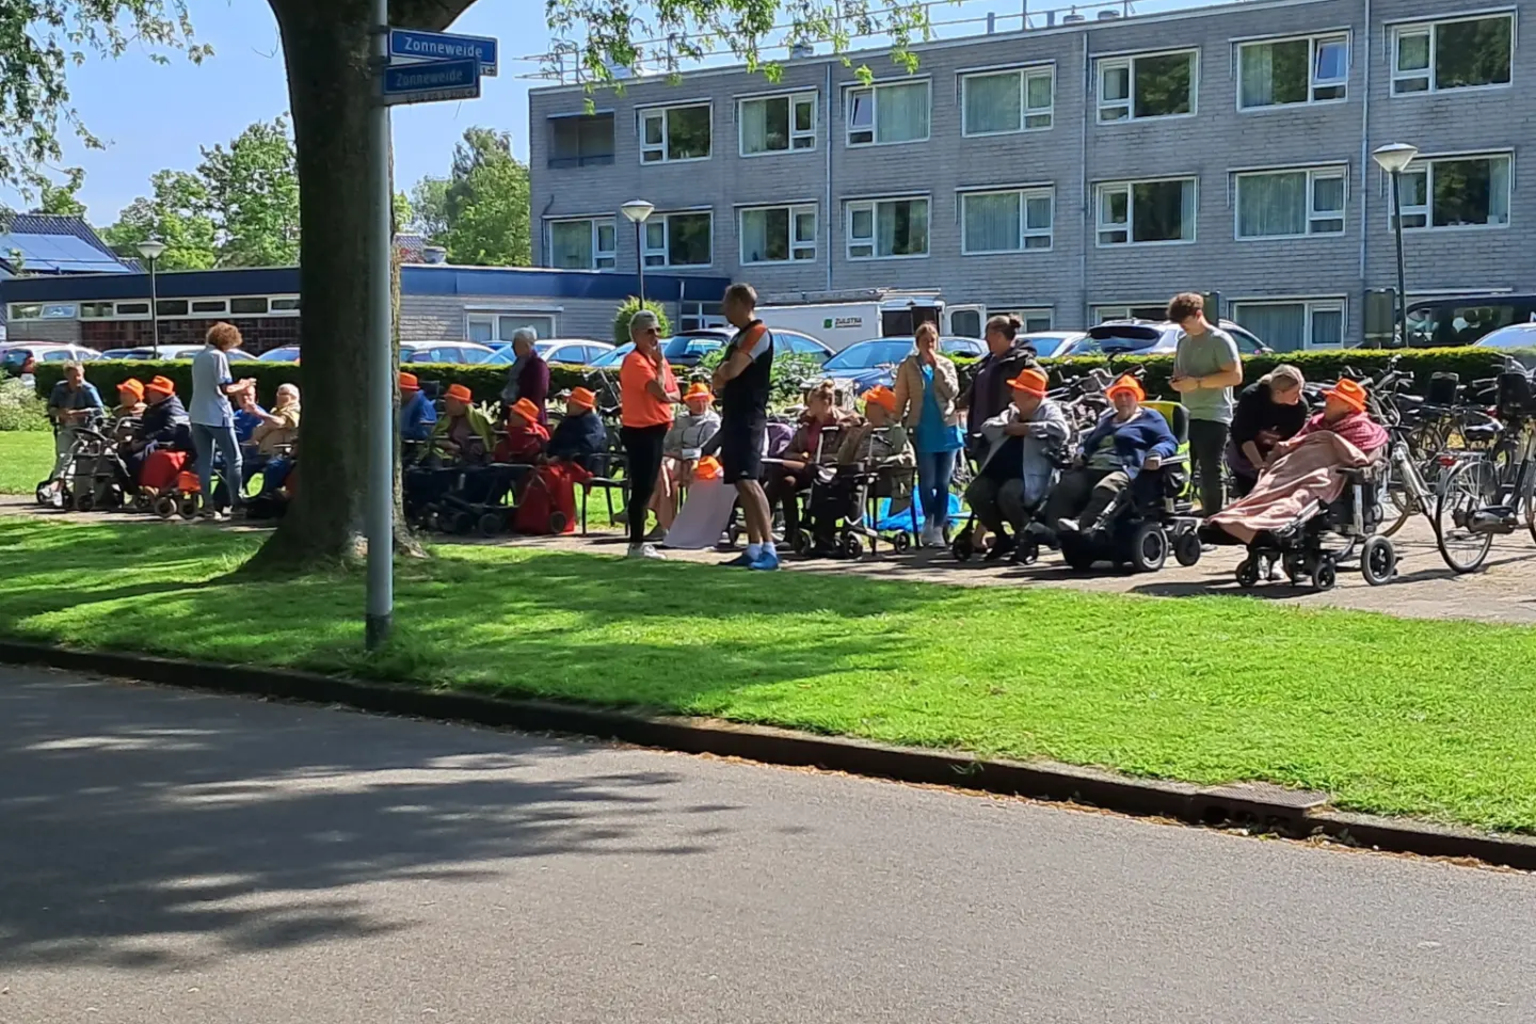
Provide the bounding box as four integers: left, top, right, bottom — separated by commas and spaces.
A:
711, 282, 778, 570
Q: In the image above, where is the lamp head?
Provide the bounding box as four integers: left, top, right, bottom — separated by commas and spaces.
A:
136, 238, 167, 261
1372, 143, 1419, 175
620, 199, 655, 224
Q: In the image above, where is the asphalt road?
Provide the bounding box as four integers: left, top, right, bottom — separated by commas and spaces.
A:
5, 669, 1536, 1024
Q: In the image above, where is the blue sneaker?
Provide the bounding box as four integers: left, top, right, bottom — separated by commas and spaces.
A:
748, 550, 781, 571
722, 551, 755, 567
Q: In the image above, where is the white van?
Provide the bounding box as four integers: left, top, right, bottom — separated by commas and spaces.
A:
759, 291, 988, 351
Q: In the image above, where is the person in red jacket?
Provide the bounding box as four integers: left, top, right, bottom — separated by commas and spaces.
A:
494, 397, 550, 463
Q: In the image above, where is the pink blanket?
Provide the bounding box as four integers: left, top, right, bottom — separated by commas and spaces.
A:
1208, 430, 1377, 544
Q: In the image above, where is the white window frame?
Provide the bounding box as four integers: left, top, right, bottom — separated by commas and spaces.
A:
1389, 153, 1514, 233
1233, 166, 1348, 240
1094, 177, 1199, 248
1231, 298, 1348, 350
465, 308, 562, 345
548, 216, 617, 270
844, 79, 932, 148
990, 307, 1056, 332
637, 102, 713, 164
738, 203, 818, 265
640, 209, 715, 268
1096, 49, 1199, 124
959, 64, 1055, 136
59, 294, 301, 321
959, 186, 1054, 255
845, 195, 930, 261
737, 91, 818, 157
1391, 12, 1516, 96
1236, 33, 1350, 110
1092, 303, 1172, 323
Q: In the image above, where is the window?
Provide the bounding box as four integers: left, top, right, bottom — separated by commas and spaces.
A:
1096, 179, 1197, 245
1097, 50, 1196, 122
639, 104, 711, 163
1094, 305, 1171, 323
1393, 15, 1514, 95
230, 297, 268, 315
270, 296, 301, 313
739, 205, 816, 264
961, 66, 1054, 135
7, 303, 41, 320
466, 312, 558, 344
991, 308, 1055, 332
960, 188, 1053, 254
1232, 300, 1345, 351
550, 217, 617, 270
642, 211, 712, 267
1239, 34, 1348, 108
115, 301, 150, 317
846, 80, 930, 146
190, 299, 228, 314
548, 113, 616, 168
1236, 168, 1346, 238
846, 197, 929, 260
1392, 155, 1512, 230
740, 92, 817, 155
79, 302, 114, 319
156, 299, 189, 317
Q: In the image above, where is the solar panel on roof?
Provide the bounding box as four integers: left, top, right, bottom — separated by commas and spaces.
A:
0, 232, 128, 273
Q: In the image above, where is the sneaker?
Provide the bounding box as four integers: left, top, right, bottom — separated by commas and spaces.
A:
627, 543, 666, 560
984, 532, 1016, 563
197, 508, 226, 523
721, 551, 755, 567
748, 549, 781, 571
645, 525, 668, 543
1056, 517, 1081, 535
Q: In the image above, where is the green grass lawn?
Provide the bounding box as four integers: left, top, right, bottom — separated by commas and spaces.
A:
4, 515, 1536, 833
0, 430, 54, 495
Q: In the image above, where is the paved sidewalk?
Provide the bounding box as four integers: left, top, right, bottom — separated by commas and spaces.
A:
8, 496, 1536, 625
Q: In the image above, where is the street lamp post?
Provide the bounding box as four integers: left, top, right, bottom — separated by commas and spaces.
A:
620, 199, 656, 307
1373, 143, 1419, 349
136, 238, 167, 357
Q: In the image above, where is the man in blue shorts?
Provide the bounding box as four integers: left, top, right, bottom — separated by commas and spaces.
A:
711, 282, 778, 570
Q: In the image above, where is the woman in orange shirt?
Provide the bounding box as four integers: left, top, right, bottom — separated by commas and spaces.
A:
619, 310, 680, 559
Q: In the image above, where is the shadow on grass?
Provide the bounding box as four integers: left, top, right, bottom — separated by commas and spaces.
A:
0, 674, 721, 970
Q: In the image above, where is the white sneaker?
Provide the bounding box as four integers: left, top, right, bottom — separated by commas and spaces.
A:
627, 542, 666, 560
921, 524, 943, 548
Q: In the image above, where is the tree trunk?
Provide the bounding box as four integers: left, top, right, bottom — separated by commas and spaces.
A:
247, 0, 472, 571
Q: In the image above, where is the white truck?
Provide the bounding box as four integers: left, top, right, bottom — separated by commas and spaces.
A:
757, 289, 987, 351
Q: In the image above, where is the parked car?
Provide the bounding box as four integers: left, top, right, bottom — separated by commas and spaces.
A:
821, 336, 987, 395
1018, 331, 1088, 358
259, 346, 301, 363
99, 348, 138, 360
1061, 320, 1272, 358
401, 340, 498, 365
481, 339, 615, 367
589, 328, 834, 371
1473, 323, 1536, 351
0, 342, 103, 365
1407, 294, 1536, 348
111, 343, 258, 362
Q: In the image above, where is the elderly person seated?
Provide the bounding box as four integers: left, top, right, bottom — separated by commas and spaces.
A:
398, 372, 438, 443
498, 327, 550, 425
241, 384, 301, 492
112, 378, 146, 424
431, 383, 494, 464
494, 398, 550, 463
802, 385, 915, 556
966, 368, 1071, 562
233, 386, 268, 446
650, 381, 722, 539
45, 360, 104, 486
764, 379, 854, 549
546, 387, 606, 468
123, 375, 192, 484
1043, 374, 1177, 540
1227, 364, 1308, 498
1205, 378, 1389, 546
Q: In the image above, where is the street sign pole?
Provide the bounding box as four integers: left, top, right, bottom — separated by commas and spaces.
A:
365, 0, 395, 651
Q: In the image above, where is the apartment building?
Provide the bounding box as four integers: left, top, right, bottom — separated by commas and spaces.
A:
528, 0, 1529, 350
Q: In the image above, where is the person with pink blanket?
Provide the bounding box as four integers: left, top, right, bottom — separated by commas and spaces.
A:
1205, 379, 1389, 546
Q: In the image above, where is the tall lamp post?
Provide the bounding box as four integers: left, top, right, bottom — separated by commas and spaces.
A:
136, 238, 167, 357
620, 199, 655, 307
1373, 143, 1418, 349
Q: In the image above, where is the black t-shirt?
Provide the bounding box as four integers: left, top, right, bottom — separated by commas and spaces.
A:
1230, 381, 1309, 450
982, 434, 1026, 482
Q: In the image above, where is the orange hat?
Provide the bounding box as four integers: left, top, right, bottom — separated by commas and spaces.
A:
695, 455, 722, 481
863, 385, 898, 413
1323, 378, 1368, 414
399, 372, 420, 392
1105, 374, 1145, 402
145, 375, 176, 397
117, 378, 145, 401
1007, 368, 1049, 398
508, 397, 540, 423
683, 381, 714, 403
444, 383, 473, 404
567, 387, 597, 411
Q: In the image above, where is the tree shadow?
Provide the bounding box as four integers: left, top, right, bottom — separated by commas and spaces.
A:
0, 673, 728, 971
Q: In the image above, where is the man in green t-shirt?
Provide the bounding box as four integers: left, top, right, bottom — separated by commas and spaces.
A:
1169, 292, 1243, 515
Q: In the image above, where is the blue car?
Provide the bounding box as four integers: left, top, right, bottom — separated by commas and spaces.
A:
821, 336, 987, 395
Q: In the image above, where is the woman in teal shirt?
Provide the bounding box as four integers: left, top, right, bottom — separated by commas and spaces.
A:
893, 323, 963, 547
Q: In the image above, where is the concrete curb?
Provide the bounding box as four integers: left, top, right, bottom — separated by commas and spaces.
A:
5, 638, 1536, 871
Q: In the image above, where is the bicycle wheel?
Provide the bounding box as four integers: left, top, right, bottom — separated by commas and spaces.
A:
1379, 458, 1417, 538
1435, 459, 1496, 573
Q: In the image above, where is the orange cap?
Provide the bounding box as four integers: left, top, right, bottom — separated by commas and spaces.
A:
399, 372, 420, 391
567, 387, 597, 410
145, 375, 176, 396
117, 378, 145, 401
509, 397, 540, 423
683, 381, 713, 403
695, 455, 722, 480
863, 385, 898, 413
444, 383, 473, 404
1105, 374, 1144, 402
1323, 378, 1368, 414
1007, 368, 1049, 398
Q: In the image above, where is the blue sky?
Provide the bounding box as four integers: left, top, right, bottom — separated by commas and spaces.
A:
18, 0, 1218, 228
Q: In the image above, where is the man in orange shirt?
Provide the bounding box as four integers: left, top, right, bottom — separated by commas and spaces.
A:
619, 310, 680, 559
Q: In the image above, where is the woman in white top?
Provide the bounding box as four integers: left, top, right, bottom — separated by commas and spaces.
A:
189, 321, 255, 519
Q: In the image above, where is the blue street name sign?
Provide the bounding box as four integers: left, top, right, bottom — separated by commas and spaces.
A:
389, 28, 498, 76
382, 58, 481, 106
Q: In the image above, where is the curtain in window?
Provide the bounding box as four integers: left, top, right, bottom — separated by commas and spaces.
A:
965, 73, 1020, 133
1238, 173, 1306, 237
877, 83, 929, 143
1179, 179, 1198, 241
1241, 44, 1275, 107
1236, 304, 1306, 352
878, 200, 927, 256
1489, 157, 1512, 224
550, 222, 593, 269
1311, 309, 1344, 347
740, 209, 771, 262
741, 100, 769, 154
964, 193, 1020, 252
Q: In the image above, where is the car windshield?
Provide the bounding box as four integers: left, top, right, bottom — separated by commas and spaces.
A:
1021, 335, 1074, 357
1070, 326, 1166, 356
589, 343, 634, 369
824, 340, 914, 371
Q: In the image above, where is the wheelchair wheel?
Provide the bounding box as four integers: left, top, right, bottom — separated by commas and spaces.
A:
790, 530, 811, 555
1129, 523, 1168, 573
950, 533, 973, 561
892, 531, 912, 554
1311, 554, 1338, 592
548, 511, 568, 535
477, 512, 503, 537
840, 533, 864, 559
154, 495, 178, 519
1173, 531, 1202, 567
452, 511, 476, 535
1361, 536, 1396, 587
132, 492, 153, 513
73, 491, 94, 513
1235, 557, 1261, 589
1061, 537, 1096, 572
177, 495, 200, 521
